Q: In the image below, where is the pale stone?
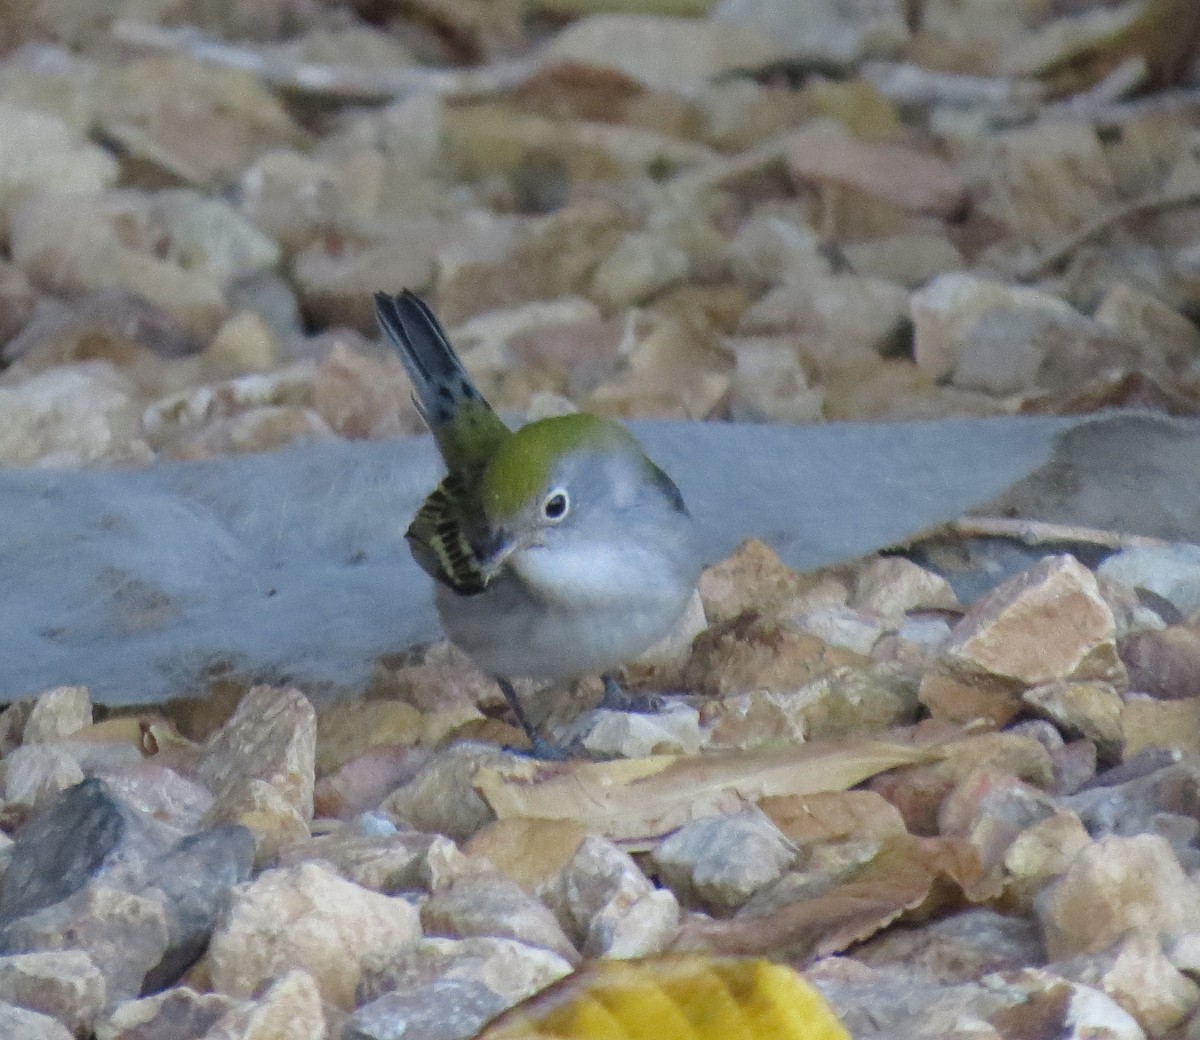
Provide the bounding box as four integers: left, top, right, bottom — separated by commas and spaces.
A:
726, 214, 830, 290
726, 336, 825, 425
697, 538, 827, 624
97, 987, 243, 1040
199, 686, 316, 862
1095, 283, 1200, 370
1099, 544, 1200, 619
0, 363, 147, 468
0, 105, 116, 222
420, 872, 577, 962
1056, 931, 1199, 1037
541, 15, 781, 95
204, 311, 282, 374
0, 1002, 73, 1040
1037, 834, 1200, 960
1022, 680, 1124, 760
573, 703, 707, 759
589, 231, 690, 308
1, 885, 170, 1004
23, 687, 91, 744
213, 968, 326, 1040
653, 810, 795, 910
350, 937, 572, 1040
380, 744, 515, 843
910, 273, 1081, 383
0, 950, 105, 1038
542, 835, 680, 958
11, 194, 231, 336
788, 606, 887, 656
1, 744, 84, 810
199, 685, 316, 821
842, 233, 965, 288
979, 122, 1119, 249
852, 556, 959, 617
207, 862, 421, 1010
714, 0, 909, 66
739, 273, 909, 370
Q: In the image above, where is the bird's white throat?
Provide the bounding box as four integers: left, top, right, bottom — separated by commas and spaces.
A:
509, 539, 676, 609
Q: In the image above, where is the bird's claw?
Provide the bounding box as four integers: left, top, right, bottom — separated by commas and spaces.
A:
600, 675, 666, 714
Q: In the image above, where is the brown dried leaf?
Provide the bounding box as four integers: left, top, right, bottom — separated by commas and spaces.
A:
1037, 0, 1200, 95
673, 835, 983, 961
475, 741, 936, 843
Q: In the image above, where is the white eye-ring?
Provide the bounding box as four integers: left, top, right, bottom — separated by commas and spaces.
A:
542, 488, 569, 522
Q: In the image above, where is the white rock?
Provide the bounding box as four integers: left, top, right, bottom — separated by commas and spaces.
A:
541, 15, 781, 96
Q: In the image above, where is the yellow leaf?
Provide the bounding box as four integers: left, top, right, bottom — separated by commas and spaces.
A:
477, 957, 849, 1040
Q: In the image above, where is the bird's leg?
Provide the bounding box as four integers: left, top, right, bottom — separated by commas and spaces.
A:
496, 678, 571, 760
599, 674, 665, 713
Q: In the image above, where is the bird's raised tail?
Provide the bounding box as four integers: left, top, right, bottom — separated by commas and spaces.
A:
373, 290, 509, 473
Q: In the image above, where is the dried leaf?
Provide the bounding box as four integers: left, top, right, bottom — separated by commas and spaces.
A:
673, 835, 983, 961
1036, 0, 1200, 95
478, 955, 849, 1040
475, 741, 936, 843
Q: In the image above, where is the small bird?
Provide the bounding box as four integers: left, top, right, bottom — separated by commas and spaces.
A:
375, 290, 702, 754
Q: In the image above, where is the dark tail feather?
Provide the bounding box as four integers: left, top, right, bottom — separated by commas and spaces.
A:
374, 290, 483, 427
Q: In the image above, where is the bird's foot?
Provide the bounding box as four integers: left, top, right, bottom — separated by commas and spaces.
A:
521, 734, 580, 761
599, 675, 666, 714
496, 677, 579, 760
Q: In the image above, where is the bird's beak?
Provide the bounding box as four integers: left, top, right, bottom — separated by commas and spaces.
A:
475, 527, 523, 583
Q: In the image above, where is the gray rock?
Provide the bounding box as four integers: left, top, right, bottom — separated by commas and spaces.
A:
1099, 544, 1200, 619
0, 779, 129, 925
0, 1000, 74, 1040
350, 936, 571, 1040
0, 779, 254, 994
652, 810, 796, 910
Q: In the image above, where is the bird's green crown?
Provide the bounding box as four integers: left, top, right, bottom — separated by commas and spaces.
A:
482, 413, 640, 521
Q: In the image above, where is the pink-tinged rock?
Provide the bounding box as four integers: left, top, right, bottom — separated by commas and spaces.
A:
313, 745, 430, 821
786, 123, 966, 217
1037, 834, 1200, 960
1120, 626, 1200, 701
944, 555, 1125, 688
206, 862, 420, 1010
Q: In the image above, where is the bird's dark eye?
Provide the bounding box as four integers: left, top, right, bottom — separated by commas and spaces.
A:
542, 489, 569, 521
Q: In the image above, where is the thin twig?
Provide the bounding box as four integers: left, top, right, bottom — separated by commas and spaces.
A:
111, 20, 534, 102
1011, 187, 1200, 281
945, 516, 1170, 550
